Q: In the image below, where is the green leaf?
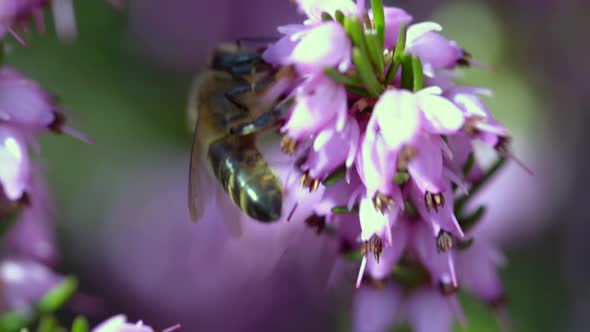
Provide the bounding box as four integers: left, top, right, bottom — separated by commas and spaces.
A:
463, 153, 475, 177
0, 311, 30, 332
321, 12, 334, 22
0, 42, 4, 66
343, 250, 363, 262
384, 23, 408, 85
334, 10, 345, 24
458, 205, 486, 232
323, 68, 361, 86
400, 53, 414, 91
37, 277, 78, 314
403, 200, 417, 219
322, 165, 346, 186
370, 0, 385, 47
365, 31, 385, 75
352, 47, 383, 97
411, 55, 424, 91
331, 204, 359, 214
37, 315, 58, 332
393, 171, 410, 185
71, 316, 89, 332
0, 211, 19, 238
343, 16, 368, 52
455, 156, 507, 215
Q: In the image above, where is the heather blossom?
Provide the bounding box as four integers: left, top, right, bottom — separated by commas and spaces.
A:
260, 0, 522, 330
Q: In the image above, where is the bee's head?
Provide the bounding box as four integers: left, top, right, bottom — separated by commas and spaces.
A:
209, 42, 268, 76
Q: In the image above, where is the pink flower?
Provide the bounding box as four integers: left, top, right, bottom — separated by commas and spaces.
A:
4, 169, 59, 266
302, 116, 360, 180
0, 67, 56, 130
0, 125, 30, 201
91, 315, 180, 332
0, 258, 63, 313
282, 74, 348, 141
406, 22, 464, 75
377, 7, 413, 50
353, 285, 455, 332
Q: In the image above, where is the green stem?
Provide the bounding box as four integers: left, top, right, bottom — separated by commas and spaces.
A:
455, 156, 508, 215
353, 47, 383, 97
370, 0, 385, 47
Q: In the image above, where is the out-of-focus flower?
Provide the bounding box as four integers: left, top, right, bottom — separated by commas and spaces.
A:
91, 314, 180, 332
0, 258, 63, 313
4, 169, 58, 266
0, 0, 77, 43
68, 146, 342, 331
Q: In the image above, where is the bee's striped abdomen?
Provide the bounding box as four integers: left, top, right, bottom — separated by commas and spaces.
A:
207, 135, 283, 222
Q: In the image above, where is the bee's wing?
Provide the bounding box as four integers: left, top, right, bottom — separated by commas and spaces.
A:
188, 126, 202, 222
187, 75, 204, 223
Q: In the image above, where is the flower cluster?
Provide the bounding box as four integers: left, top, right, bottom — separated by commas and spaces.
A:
0, 0, 78, 44
262, 0, 521, 330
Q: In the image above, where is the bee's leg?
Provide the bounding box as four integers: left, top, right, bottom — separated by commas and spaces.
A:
224, 80, 274, 112
229, 100, 292, 136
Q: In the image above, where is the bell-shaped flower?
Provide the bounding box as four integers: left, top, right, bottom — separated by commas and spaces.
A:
282, 74, 347, 141
446, 87, 508, 147
379, 7, 413, 50
303, 117, 360, 181
288, 21, 352, 74
405, 288, 455, 332
295, 0, 358, 24
455, 239, 506, 305
409, 180, 464, 239
4, 170, 59, 266
410, 221, 458, 288
0, 259, 63, 313
369, 89, 421, 150
352, 284, 402, 332
406, 133, 445, 194
366, 219, 409, 280
406, 22, 463, 76
352, 283, 456, 332
0, 125, 30, 201
91, 315, 180, 332
358, 195, 400, 243
0, 67, 56, 129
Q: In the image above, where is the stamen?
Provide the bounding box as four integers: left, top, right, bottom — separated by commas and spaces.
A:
355, 256, 367, 288
300, 172, 321, 192
424, 192, 445, 213
436, 230, 454, 253
372, 192, 395, 214
361, 235, 383, 263
304, 214, 326, 234
7, 26, 28, 47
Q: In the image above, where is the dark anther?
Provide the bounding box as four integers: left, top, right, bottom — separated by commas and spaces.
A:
304, 214, 326, 235
361, 235, 383, 263
300, 171, 321, 192
438, 280, 459, 296
372, 192, 395, 214
436, 230, 454, 253
424, 192, 445, 213
48, 111, 66, 134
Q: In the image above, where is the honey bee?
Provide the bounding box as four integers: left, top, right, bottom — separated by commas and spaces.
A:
187, 43, 287, 224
